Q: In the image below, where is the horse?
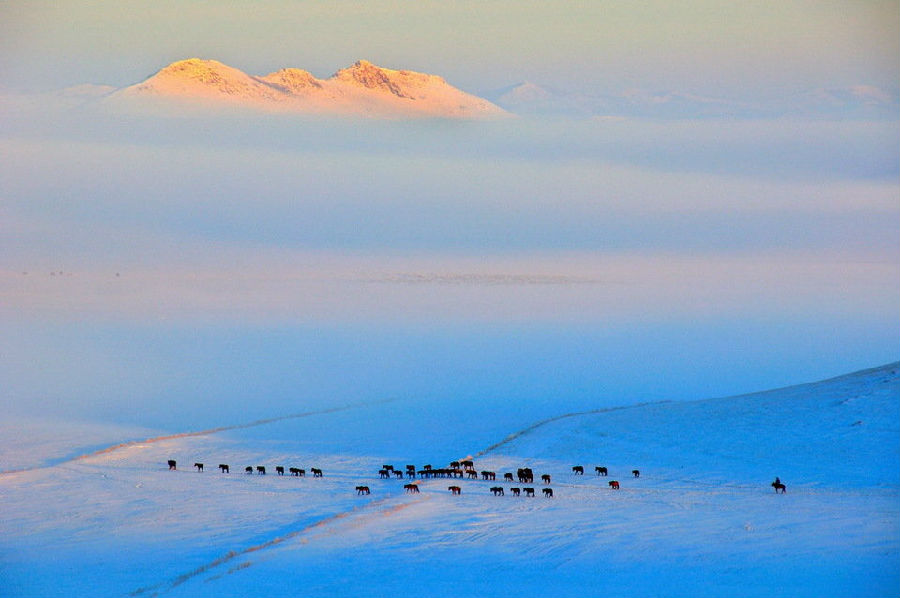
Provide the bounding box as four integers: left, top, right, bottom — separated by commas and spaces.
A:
595, 466, 608, 476
218, 464, 229, 473
461, 460, 474, 470
379, 469, 390, 478
490, 486, 504, 496
481, 471, 496, 481
450, 461, 460, 468
449, 486, 462, 495
466, 470, 478, 479
404, 484, 420, 493
572, 466, 584, 475
356, 486, 370, 495
609, 480, 620, 489
194, 463, 203, 472
504, 472, 514, 482
167, 460, 177, 470
523, 488, 535, 497
289, 467, 301, 476
632, 469, 640, 478
393, 470, 404, 479
406, 469, 416, 479
256, 466, 266, 475
510, 488, 521, 496
772, 481, 787, 494
275, 466, 285, 476
541, 474, 551, 484
311, 468, 323, 477
543, 488, 553, 498
245, 466, 253, 474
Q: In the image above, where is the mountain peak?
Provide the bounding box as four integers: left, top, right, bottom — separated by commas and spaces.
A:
110, 58, 508, 119
260, 68, 322, 93
331, 60, 419, 98
154, 58, 233, 81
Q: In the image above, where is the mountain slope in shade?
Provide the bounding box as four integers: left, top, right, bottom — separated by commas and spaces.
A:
110, 58, 508, 119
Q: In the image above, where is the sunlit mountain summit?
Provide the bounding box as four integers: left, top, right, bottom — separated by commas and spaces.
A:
109, 58, 509, 119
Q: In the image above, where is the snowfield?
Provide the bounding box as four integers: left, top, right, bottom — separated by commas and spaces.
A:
2, 363, 898, 597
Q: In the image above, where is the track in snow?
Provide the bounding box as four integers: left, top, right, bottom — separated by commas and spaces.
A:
0, 398, 397, 476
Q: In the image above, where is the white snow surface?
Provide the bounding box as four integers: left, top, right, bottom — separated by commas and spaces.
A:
2, 363, 898, 597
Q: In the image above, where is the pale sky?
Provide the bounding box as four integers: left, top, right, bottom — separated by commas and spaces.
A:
1, 1, 898, 425
1, 1, 898, 98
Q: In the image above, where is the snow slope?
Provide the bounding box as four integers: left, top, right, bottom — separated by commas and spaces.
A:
1, 364, 897, 597
107, 58, 508, 119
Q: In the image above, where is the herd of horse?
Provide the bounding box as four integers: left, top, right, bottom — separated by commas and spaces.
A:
167, 459, 786, 496
370, 462, 647, 498
167, 460, 323, 478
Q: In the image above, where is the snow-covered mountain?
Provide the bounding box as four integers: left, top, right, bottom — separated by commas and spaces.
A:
787, 85, 900, 118
488, 81, 588, 116
107, 58, 508, 119
487, 81, 759, 118
488, 81, 899, 119
2, 363, 898, 597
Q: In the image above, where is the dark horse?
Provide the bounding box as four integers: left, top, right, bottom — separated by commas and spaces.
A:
449, 486, 462, 495
572, 466, 584, 475
772, 481, 787, 494
167, 460, 177, 470
609, 480, 620, 489
194, 463, 203, 472
218, 464, 229, 473
595, 466, 608, 476
542, 488, 553, 498
356, 486, 370, 495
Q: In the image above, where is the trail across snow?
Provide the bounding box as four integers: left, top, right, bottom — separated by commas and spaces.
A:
0, 398, 396, 475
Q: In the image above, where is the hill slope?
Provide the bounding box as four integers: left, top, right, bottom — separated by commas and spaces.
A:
1, 364, 897, 597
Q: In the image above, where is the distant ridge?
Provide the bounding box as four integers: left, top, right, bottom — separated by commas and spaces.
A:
108, 58, 509, 119
485, 80, 899, 119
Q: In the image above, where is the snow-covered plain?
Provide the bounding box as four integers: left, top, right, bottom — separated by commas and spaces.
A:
2, 363, 898, 597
